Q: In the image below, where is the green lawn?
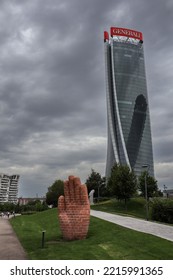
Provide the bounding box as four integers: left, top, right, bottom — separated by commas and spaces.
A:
92, 197, 153, 219
10, 208, 173, 260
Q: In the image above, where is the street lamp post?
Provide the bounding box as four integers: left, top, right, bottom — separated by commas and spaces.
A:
163, 184, 168, 198
142, 164, 150, 221
98, 184, 100, 203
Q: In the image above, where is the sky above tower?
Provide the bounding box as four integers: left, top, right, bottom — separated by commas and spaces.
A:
0, 0, 173, 197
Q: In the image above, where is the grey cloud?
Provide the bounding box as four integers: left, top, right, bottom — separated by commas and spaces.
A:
0, 0, 173, 196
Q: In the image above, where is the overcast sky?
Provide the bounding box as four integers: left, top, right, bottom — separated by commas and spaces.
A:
0, 0, 173, 197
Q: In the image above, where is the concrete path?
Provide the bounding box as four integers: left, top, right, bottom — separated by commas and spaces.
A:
0, 217, 28, 260
91, 210, 173, 242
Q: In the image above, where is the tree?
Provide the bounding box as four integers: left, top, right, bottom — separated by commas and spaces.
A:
0, 202, 15, 212
138, 171, 158, 199
107, 163, 137, 209
85, 169, 106, 199
46, 179, 64, 207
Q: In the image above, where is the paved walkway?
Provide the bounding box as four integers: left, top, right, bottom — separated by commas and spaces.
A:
91, 210, 173, 242
0, 216, 28, 260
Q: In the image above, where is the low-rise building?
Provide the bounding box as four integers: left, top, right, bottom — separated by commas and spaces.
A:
163, 189, 173, 198
18, 197, 46, 205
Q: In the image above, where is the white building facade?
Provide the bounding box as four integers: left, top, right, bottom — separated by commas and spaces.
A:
0, 174, 19, 204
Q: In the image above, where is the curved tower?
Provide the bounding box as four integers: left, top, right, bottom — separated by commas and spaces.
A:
104, 27, 154, 178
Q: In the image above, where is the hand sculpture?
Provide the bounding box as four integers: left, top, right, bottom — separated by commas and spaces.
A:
58, 175, 90, 240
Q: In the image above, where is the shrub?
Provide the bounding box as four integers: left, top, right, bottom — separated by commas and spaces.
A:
151, 199, 173, 224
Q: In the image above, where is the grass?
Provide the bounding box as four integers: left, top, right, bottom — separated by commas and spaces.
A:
92, 197, 153, 219
10, 208, 173, 260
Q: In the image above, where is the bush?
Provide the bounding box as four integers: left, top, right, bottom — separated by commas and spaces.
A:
151, 199, 173, 224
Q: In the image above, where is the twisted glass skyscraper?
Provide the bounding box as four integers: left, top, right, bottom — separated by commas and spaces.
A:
104, 27, 154, 178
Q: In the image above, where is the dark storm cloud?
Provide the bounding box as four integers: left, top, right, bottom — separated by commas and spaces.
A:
0, 0, 173, 196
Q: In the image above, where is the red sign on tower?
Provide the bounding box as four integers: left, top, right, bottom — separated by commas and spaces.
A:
110, 27, 143, 41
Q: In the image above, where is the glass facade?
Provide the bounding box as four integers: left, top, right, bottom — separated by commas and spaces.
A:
105, 33, 154, 178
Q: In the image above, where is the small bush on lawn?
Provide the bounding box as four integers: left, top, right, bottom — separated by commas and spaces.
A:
151, 199, 173, 224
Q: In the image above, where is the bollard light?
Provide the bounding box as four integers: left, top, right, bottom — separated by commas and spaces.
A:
42, 230, 46, 248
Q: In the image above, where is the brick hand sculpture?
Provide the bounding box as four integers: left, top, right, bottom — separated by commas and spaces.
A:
58, 175, 90, 240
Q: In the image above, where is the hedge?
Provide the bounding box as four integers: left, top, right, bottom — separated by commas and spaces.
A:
151, 199, 173, 224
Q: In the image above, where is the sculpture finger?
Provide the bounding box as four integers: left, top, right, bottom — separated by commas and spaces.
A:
58, 195, 65, 213
64, 180, 70, 204
80, 184, 89, 205
73, 177, 81, 202
68, 175, 75, 202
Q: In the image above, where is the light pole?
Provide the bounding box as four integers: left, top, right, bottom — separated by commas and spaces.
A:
98, 184, 101, 203
163, 184, 168, 198
98, 184, 100, 203
142, 164, 150, 221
